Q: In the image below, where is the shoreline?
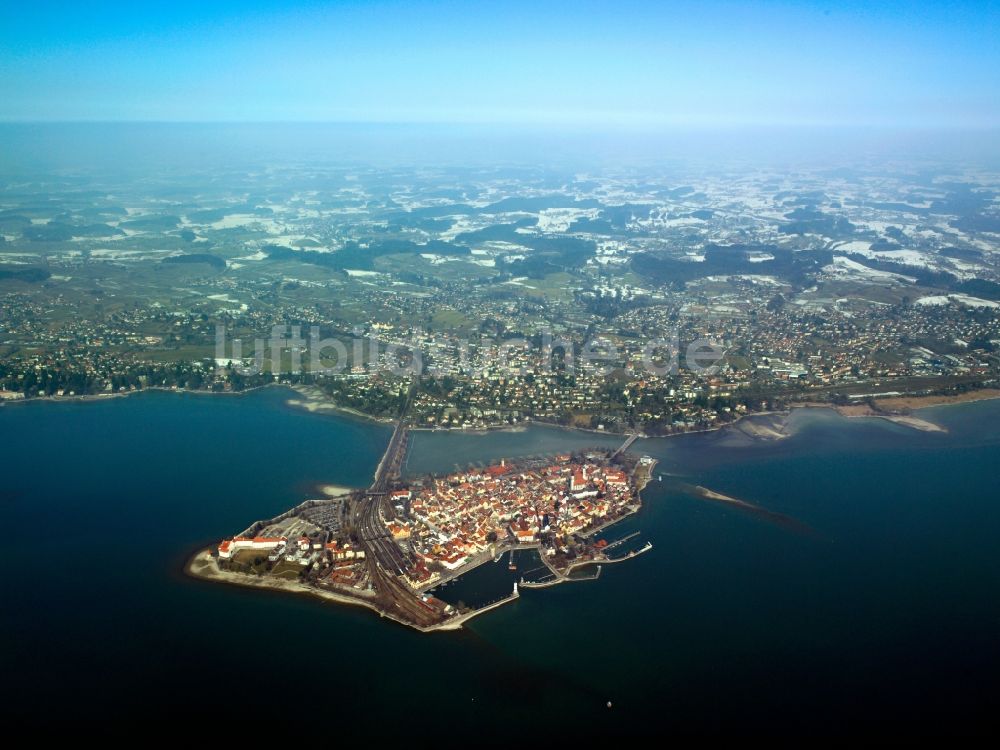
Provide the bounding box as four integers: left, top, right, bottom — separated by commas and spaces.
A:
7, 378, 1000, 442
790, 390, 1000, 433
185, 547, 383, 613
879, 389, 1000, 413
284, 383, 396, 424
184, 546, 487, 633
0, 381, 287, 407
318, 484, 356, 498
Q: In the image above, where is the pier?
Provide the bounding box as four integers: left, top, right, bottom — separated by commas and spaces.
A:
598, 531, 640, 552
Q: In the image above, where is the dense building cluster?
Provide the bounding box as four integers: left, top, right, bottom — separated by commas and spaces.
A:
394, 456, 637, 588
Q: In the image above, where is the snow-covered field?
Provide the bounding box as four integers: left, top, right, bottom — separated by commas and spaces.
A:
825, 256, 916, 283
916, 294, 1000, 309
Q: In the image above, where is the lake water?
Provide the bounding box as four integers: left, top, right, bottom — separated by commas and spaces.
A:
2, 387, 999, 734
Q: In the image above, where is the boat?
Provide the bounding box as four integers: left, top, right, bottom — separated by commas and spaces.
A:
507, 549, 517, 571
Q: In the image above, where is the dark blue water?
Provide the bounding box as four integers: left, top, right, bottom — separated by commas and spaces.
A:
3, 388, 999, 734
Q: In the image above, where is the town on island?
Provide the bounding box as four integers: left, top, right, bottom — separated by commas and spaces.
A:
188, 424, 655, 631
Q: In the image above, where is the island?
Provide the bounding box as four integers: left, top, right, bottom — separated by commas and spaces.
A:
187, 427, 655, 631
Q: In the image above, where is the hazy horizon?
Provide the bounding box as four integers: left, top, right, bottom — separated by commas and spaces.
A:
4, 122, 1000, 175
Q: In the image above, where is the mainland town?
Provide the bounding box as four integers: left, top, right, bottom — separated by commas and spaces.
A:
3, 167, 1000, 438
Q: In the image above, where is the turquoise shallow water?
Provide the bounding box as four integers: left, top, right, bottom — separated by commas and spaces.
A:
2, 388, 999, 734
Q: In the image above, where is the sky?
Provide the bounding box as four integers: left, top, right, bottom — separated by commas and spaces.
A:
1, 0, 998, 128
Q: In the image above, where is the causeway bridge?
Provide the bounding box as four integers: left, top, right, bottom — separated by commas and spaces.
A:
612, 432, 639, 458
